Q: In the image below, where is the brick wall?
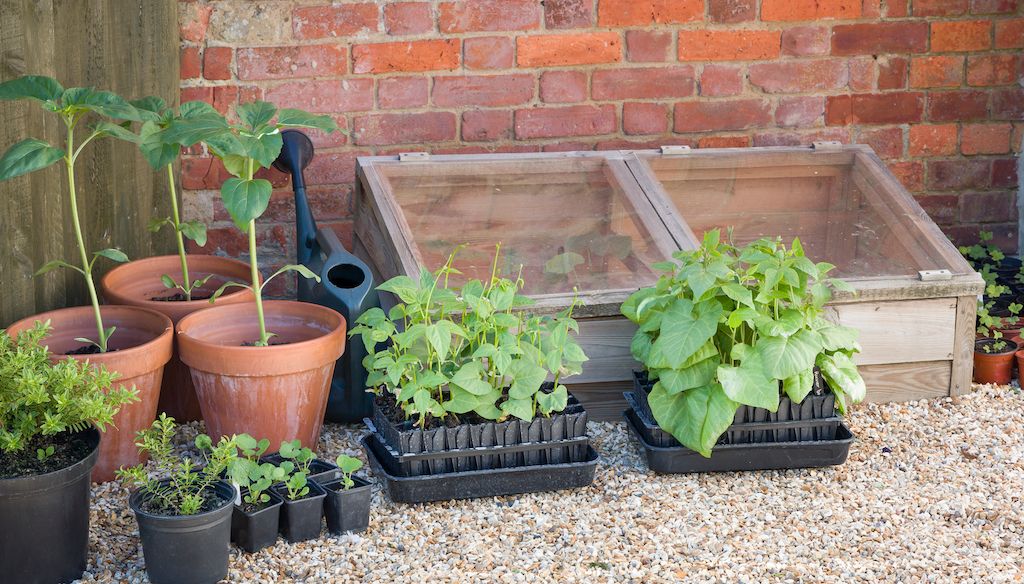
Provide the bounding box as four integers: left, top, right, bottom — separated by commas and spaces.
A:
178, 0, 1023, 294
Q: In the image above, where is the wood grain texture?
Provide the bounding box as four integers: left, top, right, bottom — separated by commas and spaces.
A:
950, 295, 978, 396
860, 360, 951, 403
828, 298, 957, 366
0, 0, 177, 327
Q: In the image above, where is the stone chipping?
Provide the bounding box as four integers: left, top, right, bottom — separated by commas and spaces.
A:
76, 383, 1023, 583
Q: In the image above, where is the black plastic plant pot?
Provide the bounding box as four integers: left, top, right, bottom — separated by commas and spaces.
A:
362, 434, 599, 504
0, 428, 99, 584
129, 480, 235, 584
273, 481, 327, 543
231, 488, 284, 553
322, 476, 372, 535
260, 453, 340, 484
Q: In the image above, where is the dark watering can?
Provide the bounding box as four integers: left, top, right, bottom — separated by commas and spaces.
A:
273, 130, 377, 423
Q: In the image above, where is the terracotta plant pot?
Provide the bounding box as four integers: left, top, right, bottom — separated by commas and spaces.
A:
973, 338, 1018, 385
100, 254, 255, 422
176, 300, 346, 452
5, 306, 173, 481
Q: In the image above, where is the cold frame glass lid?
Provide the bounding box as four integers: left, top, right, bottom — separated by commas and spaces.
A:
372, 155, 678, 296
631, 148, 969, 279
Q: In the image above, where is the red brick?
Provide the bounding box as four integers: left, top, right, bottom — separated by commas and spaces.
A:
293, 4, 379, 39
890, 160, 925, 191
708, 0, 756, 22
303, 115, 348, 149
544, 0, 593, 28
181, 157, 227, 190
971, 0, 1020, 13
180, 86, 213, 107
863, 0, 883, 17
699, 65, 743, 97
931, 20, 991, 52
263, 79, 374, 113
762, 0, 861, 20
212, 86, 238, 115
751, 128, 851, 147
378, 77, 428, 109
675, 99, 772, 133
887, 0, 911, 15
462, 110, 512, 142
859, 126, 904, 158
626, 30, 672, 62
909, 56, 965, 88
306, 152, 361, 185
517, 33, 621, 67
514, 105, 617, 139
433, 74, 534, 107
992, 88, 1024, 119
967, 54, 1021, 86
384, 3, 433, 35
995, 18, 1024, 48
236, 45, 346, 80
539, 71, 587, 103
181, 47, 201, 80
678, 30, 782, 61
826, 92, 925, 125
592, 67, 696, 100
597, 0, 702, 25
927, 159, 991, 189
927, 90, 989, 121
962, 123, 1013, 154
959, 191, 1016, 223
439, 0, 540, 32
203, 47, 232, 81
353, 40, 459, 73
915, 194, 959, 224
463, 37, 514, 70
912, 0, 968, 16
698, 135, 752, 148
992, 158, 1019, 188
781, 26, 830, 56
878, 57, 909, 89
595, 137, 695, 150
831, 23, 929, 55
909, 124, 958, 156
849, 57, 876, 91
748, 60, 848, 94
623, 102, 670, 135
353, 112, 456, 146
775, 96, 825, 127
179, 4, 212, 43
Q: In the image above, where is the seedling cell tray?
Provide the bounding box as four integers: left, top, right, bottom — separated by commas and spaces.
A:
624, 408, 854, 474
362, 435, 599, 503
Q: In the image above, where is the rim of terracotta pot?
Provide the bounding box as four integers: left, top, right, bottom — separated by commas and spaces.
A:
176, 300, 346, 377
4, 305, 174, 375
974, 338, 1019, 357
100, 254, 256, 319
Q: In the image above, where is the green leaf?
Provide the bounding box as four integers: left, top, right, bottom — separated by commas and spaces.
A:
138, 122, 179, 169
34, 259, 83, 276
425, 322, 451, 361
160, 274, 176, 289
179, 100, 218, 119
441, 385, 483, 414
658, 357, 718, 395
94, 248, 129, 263
782, 368, 814, 403
649, 382, 737, 458
162, 113, 230, 147
717, 351, 779, 411
130, 96, 167, 120
147, 217, 170, 232
500, 397, 534, 421
817, 352, 866, 406
178, 220, 207, 246
544, 252, 584, 275
240, 132, 283, 168
450, 362, 492, 396
621, 287, 656, 323
93, 121, 138, 143
237, 101, 277, 130
758, 329, 823, 380
262, 264, 320, 291
0, 75, 64, 102
721, 283, 754, 308
630, 331, 653, 363
277, 108, 339, 132
0, 138, 64, 180
220, 178, 272, 230
651, 299, 722, 369
818, 324, 860, 352
536, 384, 568, 415
61, 88, 141, 120
507, 359, 548, 400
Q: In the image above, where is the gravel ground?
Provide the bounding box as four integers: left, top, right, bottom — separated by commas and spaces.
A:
77, 383, 1023, 584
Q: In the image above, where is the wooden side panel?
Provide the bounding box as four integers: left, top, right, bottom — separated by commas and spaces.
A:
573, 317, 639, 384
950, 295, 977, 396
861, 360, 951, 403
828, 298, 957, 366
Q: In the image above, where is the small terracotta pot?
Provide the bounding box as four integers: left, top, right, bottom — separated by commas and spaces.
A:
5, 305, 173, 482
973, 338, 1019, 385
176, 300, 346, 452
100, 254, 255, 422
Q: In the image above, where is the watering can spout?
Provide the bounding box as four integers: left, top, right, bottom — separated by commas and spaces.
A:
273, 130, 317, 265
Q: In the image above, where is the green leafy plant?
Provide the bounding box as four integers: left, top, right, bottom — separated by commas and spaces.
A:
226, 434, 285, 506
117, 413, 238, 516
0, 76, 144, 351
281, 469, 310, 501
0, 321, 138, 455
976, 281, 1021, 353
622, 230, 866, 457
350, 246, 588, 428
160, 101, 338, 345
335, 454, 363, 490
36, 445, 55, 461
278, 439, 315, 473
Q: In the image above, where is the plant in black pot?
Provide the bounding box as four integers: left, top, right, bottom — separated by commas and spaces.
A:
226, 434, 285, 553
621, 230, 866, 473
322, 454, 372, 535
271, 440, 327, 543
1, 321, 137, 584
117, 414, 238, 584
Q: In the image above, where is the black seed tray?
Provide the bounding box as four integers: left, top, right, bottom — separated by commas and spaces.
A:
624, 408, 854, 474
362, 434, 599, 503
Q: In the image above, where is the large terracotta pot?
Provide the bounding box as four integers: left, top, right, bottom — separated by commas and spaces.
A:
5, 306, 173, 482
100, 254, 255, 422
176, 300, 346, 452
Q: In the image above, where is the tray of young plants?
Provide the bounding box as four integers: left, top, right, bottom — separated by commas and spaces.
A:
349, 246, 599, 503
620, 230, 866, 474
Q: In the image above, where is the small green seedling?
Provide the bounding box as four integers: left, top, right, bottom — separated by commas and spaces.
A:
335, 454, 363, 490
278, 439, 315, 474
282, 470, 310, 501
35, 445, 55, 461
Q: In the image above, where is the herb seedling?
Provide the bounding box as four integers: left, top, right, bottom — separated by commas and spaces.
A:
335, 454, 363, 490
36, 445, 55, 461
278, 439, 315, 474
0, 76, 143, 351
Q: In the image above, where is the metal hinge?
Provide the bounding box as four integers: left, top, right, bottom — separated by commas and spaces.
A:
811, 141, 843, 151
660, 145, 691, 155
398, 152, 429, 162
919, 269, 952, 281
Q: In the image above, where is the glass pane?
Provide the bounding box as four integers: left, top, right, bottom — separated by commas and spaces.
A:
377, 157, 670, 295
641, 151, 963, 278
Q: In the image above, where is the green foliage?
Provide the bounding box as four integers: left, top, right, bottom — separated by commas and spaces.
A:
335, 454, 363, 490
622, 230, 865, 457
351, 246, 588, 428
0, 321, 139, 454
117, 414, 238, 516
226, 434, 286, 506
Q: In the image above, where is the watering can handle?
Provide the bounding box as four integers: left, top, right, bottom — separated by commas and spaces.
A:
272, 130, 318, 265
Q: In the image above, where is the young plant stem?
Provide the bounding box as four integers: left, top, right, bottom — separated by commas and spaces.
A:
165, 163, 192, 301
246, 157, 269, 346
65, 118, 108, 352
